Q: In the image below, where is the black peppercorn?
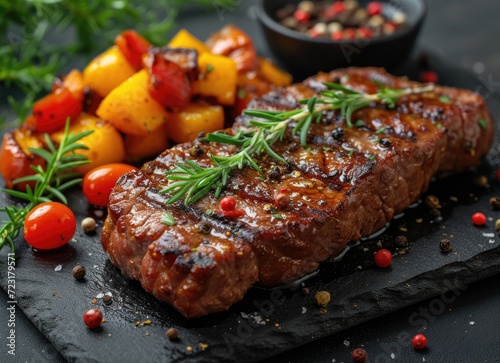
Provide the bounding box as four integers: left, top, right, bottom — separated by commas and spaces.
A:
188, 146, 204, 157
301, 287, 310, 295
103, 295, 112, 305
489, 196, 500, 210
72, 265, 86, 280
268, 167, 281, 180
440, 239, 451, 253
395, 235, 408, 248
380, 138, 392, 148
166, 327, 179, 340
332, 127, 345, 140
198, 223, 212, 235
428, 208, 442, 219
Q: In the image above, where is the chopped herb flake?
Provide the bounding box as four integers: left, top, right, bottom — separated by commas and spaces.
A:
436, 123, 443, 129
237, 88, 247, 99
478, 118, 487, 130
375, 127, 385, 134
272, 214, 284, 220
348, 150, 354, 157
323, 147, 331, 151
191, 247, 198, 252
161, 212, 175, 226
206, 64, 214, 73
354, 120, 366, 127
439, 95, 451, 104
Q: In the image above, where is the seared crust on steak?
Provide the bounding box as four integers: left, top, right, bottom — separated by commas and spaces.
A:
101, 68, 494, 318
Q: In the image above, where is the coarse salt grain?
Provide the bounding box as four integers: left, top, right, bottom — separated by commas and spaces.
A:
343, 340, 350, 347
54, 265, 62, 272
391, 353, 395, 359
302, 307, 307, 314
470, 321, 475, 325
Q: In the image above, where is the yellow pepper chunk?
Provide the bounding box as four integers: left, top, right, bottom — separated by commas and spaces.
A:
51, 114, 125, 175
166, 102, 224, 144
191, 53, 237, 106
125, 123, 169, 160
258, 57, 293, 87
96, 70, 169, 136
168, 29, 210, 54
83, 46, 135, 98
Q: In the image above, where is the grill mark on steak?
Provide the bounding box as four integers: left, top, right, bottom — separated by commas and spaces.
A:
102, 67, 494, 318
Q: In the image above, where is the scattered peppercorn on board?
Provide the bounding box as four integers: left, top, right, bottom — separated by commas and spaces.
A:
1, 12, 500, 363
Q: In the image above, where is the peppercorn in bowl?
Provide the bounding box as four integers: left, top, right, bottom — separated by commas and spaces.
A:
256, 0, 426, 77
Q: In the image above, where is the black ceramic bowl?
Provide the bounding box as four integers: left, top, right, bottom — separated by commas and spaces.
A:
256, 0, 426, 77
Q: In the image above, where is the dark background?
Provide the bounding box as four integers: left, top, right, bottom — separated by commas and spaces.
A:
1, 0, 500, 362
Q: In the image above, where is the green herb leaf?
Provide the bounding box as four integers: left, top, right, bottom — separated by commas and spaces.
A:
354, 120, 366, 127
478, 118, 487, 130
161, 212, 175, 226
439, 95, 452, 104
237, 88, 247, 99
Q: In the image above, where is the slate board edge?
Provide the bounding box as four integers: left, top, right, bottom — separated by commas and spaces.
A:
179, 246, 500, 363
3, 244, 498, 363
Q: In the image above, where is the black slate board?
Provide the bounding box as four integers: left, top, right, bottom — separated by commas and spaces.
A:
2, 5, 500, 363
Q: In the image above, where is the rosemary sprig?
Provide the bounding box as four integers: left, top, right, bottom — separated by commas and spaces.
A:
162, 82, 434, 205
0, 120, 93, 256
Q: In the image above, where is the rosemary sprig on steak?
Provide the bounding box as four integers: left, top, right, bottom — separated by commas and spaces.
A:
162, 82, 434, 205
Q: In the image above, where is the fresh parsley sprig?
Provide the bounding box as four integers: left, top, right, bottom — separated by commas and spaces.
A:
162, 82, 435, 205
0, 120, 93, 256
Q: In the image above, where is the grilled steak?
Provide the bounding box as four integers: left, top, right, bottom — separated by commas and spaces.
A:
101, 68, 494, 318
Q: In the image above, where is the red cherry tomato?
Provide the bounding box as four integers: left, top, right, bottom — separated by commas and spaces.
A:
24, 202, 76, 250
374, 249, 393, 268
115, 30, 152, 70
32, 88, 83, 133
83, 308, 103, 329
412, 334, 427, 349
83, 163, 139, 207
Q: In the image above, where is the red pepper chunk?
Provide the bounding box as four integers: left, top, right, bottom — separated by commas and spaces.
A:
115, 30, 152, 70
146, 52, 191, 110
32, 88, 83, 133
